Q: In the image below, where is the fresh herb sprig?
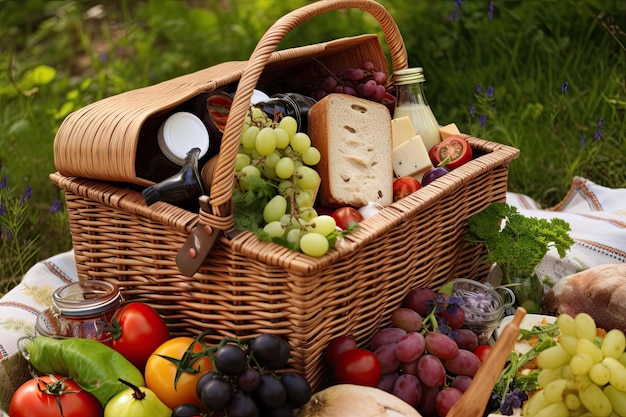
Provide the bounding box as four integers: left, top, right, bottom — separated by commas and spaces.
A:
490, 322, 559, 415
466, 202, 574, 277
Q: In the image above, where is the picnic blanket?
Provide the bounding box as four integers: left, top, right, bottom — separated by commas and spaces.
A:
1, 175, 624, 411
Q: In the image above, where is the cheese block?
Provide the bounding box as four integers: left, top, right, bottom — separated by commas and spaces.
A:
439, 123, 461, 140
307, 93, 394, 208
393, 135, 434, 182
391, 116, 416, 149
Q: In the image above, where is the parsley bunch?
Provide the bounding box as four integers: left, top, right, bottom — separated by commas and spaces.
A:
466, 202, 574, 278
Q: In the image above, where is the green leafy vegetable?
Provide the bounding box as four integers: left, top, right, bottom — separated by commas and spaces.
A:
490, 323, 558, 415
466, 202, 574, 276
232, 175, 276, 232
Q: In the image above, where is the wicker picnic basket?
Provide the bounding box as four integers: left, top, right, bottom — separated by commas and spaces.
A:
50, 0, 520, 389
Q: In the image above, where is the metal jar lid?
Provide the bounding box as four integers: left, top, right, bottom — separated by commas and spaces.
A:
393, 67, 426, 85
158, 111, 210, 165
52, 280, 123, 317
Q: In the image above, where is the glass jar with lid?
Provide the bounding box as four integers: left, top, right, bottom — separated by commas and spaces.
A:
392, 67, 441, 151
36, 280, 124, 342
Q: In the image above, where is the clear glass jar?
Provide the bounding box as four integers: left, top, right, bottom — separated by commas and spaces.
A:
36, 280, 124, 342
451, 278, 515, 345
392, 67, 441, 151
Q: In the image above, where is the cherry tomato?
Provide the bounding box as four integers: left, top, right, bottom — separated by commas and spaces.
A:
144, 337, 213, 410
325, 335, 358, 365
392, 176, 421, 201
333, 348, 382, 387
9, 375, 103, 417
429, 135, 472, 169
331, 207, 364, 231
109, 302, 170, 371
473, 345, 493, 363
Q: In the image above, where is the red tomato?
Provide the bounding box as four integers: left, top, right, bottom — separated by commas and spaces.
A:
473, 345, 493, 363
331, 207, 364, 230
325, 335, 358, 365
9, 375, 103, 417
334, 348, 382, 387
392, 176, 421, 201
429, 135, 473, 169
109, 302, 170, 371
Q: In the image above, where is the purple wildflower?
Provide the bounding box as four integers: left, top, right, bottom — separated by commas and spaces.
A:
449, 0, 462, 21
500, 388, 528, 415
0, 205, 6, 216
487, 1, 495, 20
594, 117, 603, 140
579, 134, 585, 147
470, 105, 476, 117
50, 199, 62, 214
0, 176, 6, 189
476, 83, 483, 94
479, 113, 487, 127
487, 86, 494, 98
20, 185, 33, 204
561, 81, 568, 93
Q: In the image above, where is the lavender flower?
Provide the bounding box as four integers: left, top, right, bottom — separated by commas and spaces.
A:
479, 113, 487, 127
579, 134, 585, 147
50, 199, 62, 214
476, 83, 483, 94
469, 105, 476, 117
487, 85, 494, 98
561, 81, 568, 93
500, 388, 528, 415
0, 205, 6, 216
0, 176, 6, 189
594, 117, 603, 140
20, 185, 33, 205
487, 1, 495, 20
448, 0, 462, 21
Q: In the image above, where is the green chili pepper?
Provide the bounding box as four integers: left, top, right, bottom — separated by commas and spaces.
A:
22, 335, 145, 407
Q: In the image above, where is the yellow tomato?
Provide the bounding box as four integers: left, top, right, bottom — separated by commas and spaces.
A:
144, 337, 212, 410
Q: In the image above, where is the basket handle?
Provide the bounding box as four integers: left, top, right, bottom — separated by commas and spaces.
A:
177, 0, 408, 275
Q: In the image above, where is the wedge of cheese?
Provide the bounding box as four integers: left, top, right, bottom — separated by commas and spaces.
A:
391, 116, 417, 149
439, 123, 461, 140
392, 135, 434, 182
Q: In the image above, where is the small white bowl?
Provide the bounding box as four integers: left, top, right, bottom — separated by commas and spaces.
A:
493, 313, 557, 354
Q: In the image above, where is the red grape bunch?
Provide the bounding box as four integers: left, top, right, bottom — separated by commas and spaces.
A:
309, 60, 395, 107
194, 334, 311, 417
326, 287, 488, 417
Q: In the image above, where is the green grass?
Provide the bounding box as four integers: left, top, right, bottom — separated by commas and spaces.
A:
1, 0, 624, 294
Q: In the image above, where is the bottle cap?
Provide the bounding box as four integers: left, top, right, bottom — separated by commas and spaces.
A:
158, 112, 210, 165
393, 67, 426, 85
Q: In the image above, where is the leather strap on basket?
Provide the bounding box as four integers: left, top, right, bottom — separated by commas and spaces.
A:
177, 0, 408, 276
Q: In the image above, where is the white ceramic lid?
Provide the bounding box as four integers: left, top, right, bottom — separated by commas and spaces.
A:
158, 112, 210, 165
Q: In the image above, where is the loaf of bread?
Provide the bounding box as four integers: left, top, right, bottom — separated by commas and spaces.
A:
543, 263, 626, 333
307, 93, 393, 208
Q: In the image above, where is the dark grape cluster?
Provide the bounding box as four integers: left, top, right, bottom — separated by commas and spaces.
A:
372, 288, 482, 417
308, 61, 394, 106
194, 334, 311, 417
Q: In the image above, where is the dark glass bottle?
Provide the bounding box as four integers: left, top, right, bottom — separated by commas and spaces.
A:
254, 93, 317, 132
141, 147, 204, 210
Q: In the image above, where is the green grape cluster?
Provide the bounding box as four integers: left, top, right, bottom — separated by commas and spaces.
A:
235, 109, 339, 257
524, 313, 626, 417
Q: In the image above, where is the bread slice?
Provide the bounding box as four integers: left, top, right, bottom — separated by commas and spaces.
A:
307, 93, 393, 208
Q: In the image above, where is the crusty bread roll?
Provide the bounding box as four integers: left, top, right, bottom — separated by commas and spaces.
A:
307, 93, 393, 208
543, 263, 626, 333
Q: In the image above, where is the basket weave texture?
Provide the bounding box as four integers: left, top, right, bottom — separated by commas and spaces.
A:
50, 0, 520, 389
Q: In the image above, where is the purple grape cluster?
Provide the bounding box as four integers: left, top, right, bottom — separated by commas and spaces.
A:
309, 61, 393, 105
371, 287, 483, 417
194, 334, 311, 417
